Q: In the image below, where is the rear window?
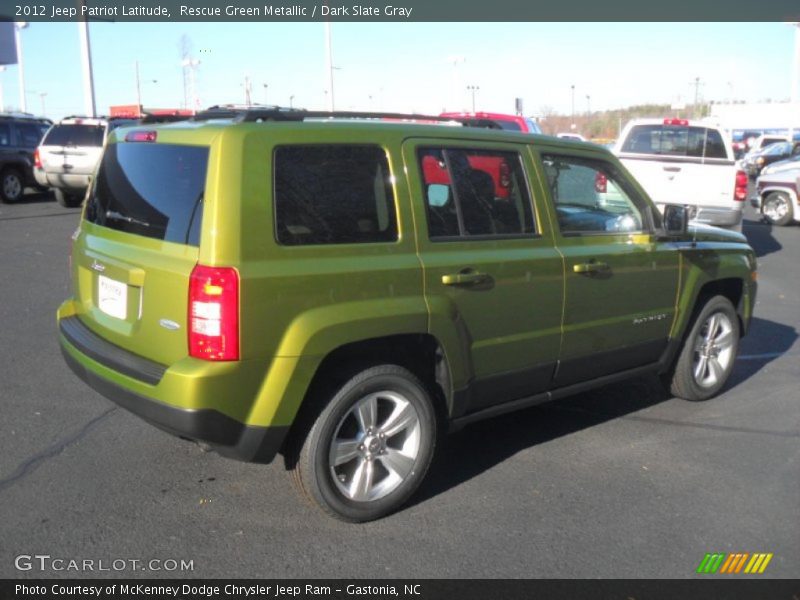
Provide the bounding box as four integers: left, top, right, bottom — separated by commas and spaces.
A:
85, 143, 208, 246
621, 125, 729, 159
44, 124, 105, 147
274, 145, 397, 246
494, 120, 522, 132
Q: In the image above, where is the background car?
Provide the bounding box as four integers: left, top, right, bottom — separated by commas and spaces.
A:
439, 111, 543, 134
0, 113, 51, 203
740, 141, 800, 178
758, 150, 800, 176
34, 116, 137, 207
752, 169, 800, 226
556, 132, 587, 142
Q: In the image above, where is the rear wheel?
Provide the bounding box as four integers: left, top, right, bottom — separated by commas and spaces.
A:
54, 188, 83, 208
669, 296, 739, 401
293, 364, 437, 522
762, 191, 794, 226
0, 168, 24, 203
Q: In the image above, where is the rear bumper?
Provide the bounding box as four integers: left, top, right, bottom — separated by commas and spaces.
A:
59, 316, 288, 463
42, 172, 91, 193
690, 205, 743, 228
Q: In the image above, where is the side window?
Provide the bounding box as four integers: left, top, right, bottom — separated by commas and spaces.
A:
418, 147, 535, 239
541, 154, 647, 235
0, 124, 10, 147
703, 128, 727, 159
14, 123, 45, 147
274, 145, 397, 246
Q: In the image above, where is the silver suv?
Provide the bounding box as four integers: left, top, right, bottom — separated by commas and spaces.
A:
35, 116, 136, 207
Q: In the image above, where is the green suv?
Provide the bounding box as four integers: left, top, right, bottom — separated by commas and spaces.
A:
58, 108, 757, 521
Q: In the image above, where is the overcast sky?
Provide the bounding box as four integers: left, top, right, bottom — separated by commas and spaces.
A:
3, 22, 798, 119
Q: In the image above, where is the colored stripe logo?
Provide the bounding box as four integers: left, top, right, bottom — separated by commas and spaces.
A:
696, 553, 773, 574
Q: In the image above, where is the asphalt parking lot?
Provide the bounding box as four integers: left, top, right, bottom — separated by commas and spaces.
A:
0, 192, 797, 579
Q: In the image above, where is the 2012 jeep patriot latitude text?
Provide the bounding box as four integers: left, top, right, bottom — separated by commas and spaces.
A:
58, 108, 757, 521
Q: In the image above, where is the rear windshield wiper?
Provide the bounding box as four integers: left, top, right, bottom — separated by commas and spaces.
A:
104, 210, 151, 229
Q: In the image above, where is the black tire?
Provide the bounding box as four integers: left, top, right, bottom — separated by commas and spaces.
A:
0, 168, 24, 203
54, 188, 84, 208
761, 191, 794, 226
669, 296, 740, 401
293, 364, 437, 522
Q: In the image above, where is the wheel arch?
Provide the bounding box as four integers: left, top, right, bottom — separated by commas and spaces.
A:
280, 333, 453, 464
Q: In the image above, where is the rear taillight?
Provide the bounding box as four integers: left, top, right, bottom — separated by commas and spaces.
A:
189, 265, 239, 361
594, 172, 607, 193
734, 170, 748, 202
33, 148, 42, 169
498, 161, 511, 188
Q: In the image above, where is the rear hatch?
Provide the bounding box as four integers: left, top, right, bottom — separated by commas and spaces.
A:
72, 137, 209, 366
39, 122, 106, 177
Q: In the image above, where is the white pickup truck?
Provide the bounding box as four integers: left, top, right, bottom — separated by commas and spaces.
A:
614, 118, 747, 229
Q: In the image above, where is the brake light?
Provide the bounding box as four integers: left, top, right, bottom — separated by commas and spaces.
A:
734, 170, 748, 202
33, 148, 42, 169
594, 172, 607, 193
189, 265, 239, 361
125, 130, 157, 142
663, 118, 689, 126
498, 161, 511, 188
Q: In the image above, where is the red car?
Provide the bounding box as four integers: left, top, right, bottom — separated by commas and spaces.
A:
439, 111, 542, 134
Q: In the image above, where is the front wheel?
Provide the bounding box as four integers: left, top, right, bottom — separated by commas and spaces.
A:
668, 296, 740, 401
293, 364, 437, 522
762, 191, 794, 226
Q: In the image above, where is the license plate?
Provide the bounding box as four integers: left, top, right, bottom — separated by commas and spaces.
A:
98, 275, 127, 320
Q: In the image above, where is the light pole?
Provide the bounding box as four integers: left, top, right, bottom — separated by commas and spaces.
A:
790, 22, 800, 141
289, 94, 295, 108
467, 85, 479, 112
586, 94, 591, 116
39, 92, 46, 115
570, 84, 575, 130
263, 83, 268, 105
447, 55, 465, 111
15, 22, 28, 113
324, 22, 335, 111
77, 17, 97, 117
0, 65, 5, 113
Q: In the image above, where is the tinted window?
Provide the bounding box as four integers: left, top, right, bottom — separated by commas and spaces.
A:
85, 143, 208, 246
274, 145, 397, 246
419, 147, 535, 238
622, 124, 728, 159
44, 124, 105, 147
14, 123, 46, 147
0, 123, 10, 146
542, 154, 647, 235
495, 120, 522, 132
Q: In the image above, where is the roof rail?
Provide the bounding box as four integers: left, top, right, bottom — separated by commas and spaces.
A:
192, 105, 503, 129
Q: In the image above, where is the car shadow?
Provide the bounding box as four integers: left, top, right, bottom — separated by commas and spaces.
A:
19, 189, 56, 204
728, 316, 798, 387
411, 315, 796, 508
742, 216, 782, 258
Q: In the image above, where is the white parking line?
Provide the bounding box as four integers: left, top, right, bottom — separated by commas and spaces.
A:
737, 351, 795, 360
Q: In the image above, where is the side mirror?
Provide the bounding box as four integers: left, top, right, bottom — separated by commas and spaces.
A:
663, 204, 688, 236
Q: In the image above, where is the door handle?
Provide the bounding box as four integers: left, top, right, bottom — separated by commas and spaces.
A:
573, 261, 609, 274
442, 271, 490, 286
